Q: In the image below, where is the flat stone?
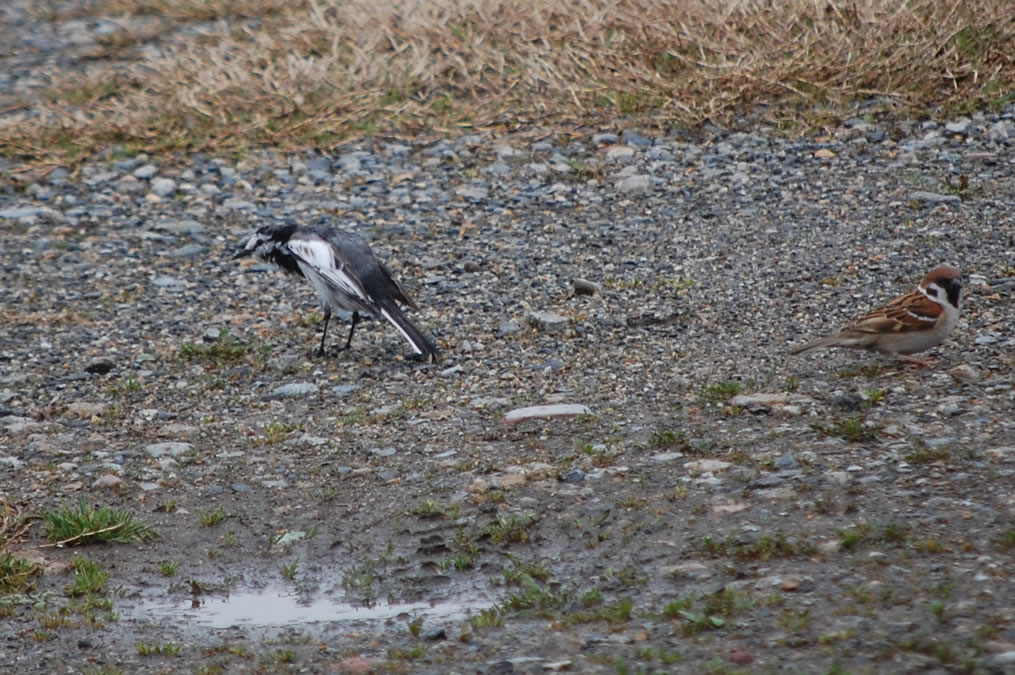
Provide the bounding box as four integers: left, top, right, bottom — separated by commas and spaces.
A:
910, 190, 960, 204
270, 382, 318, 398
497, 319, 522, 337
151, 177, 176, 197
133, 164, 158, 179
0, 207, 42, 219
171, 244, 206, 258
684, 459, 731, 475
527, 311, 569, 334
67, 401, 105, 417
92, 474, 124, 490
616, 174, 651, 193
945, 118, 971, 133
455, 186, 488, 201
948, 364, 979, 383
84, 358, 115, 375
145, 442, 193, 458
605, 145, 636, 161
502, 404, 591, 424
152, 276, 183, 288
729, 393, 816, 411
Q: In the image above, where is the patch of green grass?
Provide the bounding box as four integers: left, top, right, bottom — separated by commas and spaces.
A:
179, 329, 250, 367
701, 380, 743, 404
281, 561, 298, 580
137, 642, 181, 656
904, 444, 951, 465
664, 594, 727, 635
263, 421, 301, 444
484, 513, 537, 545
411, 498, 460, 519
581, 588, 603, 607
198, 509, 225, 527
649, 427, 689, 450
563, 597, 634, 626
501, 574, 568, 616
341, 565, 375, 591
0, 553, 39, 594
43, 501, 158, 545
67, 556, 109, 597
702, 530, 812, 561
636, 645, 684, 665
810, 415, 879, 442
158, 561, 178, 577
837, 521, 909, 551
388, 645, 424, 659
406, 614, 424, 637
994, 529, 1015, 552
470, 606, 504, 630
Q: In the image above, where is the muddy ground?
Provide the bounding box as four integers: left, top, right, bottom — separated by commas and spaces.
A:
2, 115, 1015, 675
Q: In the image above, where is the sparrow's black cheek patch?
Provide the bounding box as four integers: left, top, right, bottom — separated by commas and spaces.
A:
926, 286, 939, 298
946, 283, 961, 308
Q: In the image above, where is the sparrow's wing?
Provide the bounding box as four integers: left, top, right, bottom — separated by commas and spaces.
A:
286, 236, 374, 307
849, 291, 943, 334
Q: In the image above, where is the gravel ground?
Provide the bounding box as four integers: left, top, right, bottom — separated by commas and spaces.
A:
3, 5, 1015, 675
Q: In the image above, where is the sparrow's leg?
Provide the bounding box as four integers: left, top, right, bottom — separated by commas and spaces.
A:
340, 311, 359, 351
315, 308, 332, 357
897, 354, 937, 368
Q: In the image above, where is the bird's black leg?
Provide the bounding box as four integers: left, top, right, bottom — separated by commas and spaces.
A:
315, 308, 332, 357
341, 311, 359, 351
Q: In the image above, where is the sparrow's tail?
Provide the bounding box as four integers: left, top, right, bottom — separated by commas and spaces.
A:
789, 334, 872, 356
377, 299, 440, 363
788, 336, 842, 356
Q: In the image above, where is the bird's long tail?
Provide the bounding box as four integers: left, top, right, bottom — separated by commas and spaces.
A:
377, 299, 440, 363
788, 335, 865, 355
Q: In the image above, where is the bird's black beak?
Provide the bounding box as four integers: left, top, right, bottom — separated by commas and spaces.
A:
233, 247, 252, 260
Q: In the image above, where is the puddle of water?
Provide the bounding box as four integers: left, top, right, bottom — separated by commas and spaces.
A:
137, 589, 492, 629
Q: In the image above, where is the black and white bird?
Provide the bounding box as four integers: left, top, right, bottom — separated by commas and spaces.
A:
235, 222, 439, 363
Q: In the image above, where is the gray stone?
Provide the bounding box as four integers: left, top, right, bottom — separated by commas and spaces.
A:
528, 311, 569, 334
945, 118, 971, 134
496, 320, 521, 338
155, 219, 204, 235
456, 186, 488, 201
948, 364, 979, 383
774, 453, 800, 470
495, 144, 523, 158
151, 177, 176, 197
171, 244, 206, 258
133, 164, 158, 179
84, 357, 116, 375
503, 404, 592, 424
988, 120, 1011, 142
93, 474, 124, 490
152, 276, 183, 288
270, 382, 318, 398
145, 442, 193, 458
573, 278, 601, 296
909, 190, 960, 204
332, 384, 362, 395
616, 174, 651, 193
0, 207, 42, 220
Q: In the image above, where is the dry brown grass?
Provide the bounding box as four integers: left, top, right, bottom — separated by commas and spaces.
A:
3, 0, 1013, 166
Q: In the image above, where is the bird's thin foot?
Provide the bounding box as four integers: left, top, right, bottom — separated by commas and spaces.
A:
898, 354, 937, 368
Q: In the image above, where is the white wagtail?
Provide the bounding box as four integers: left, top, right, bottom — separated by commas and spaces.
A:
235, 222, 440, 363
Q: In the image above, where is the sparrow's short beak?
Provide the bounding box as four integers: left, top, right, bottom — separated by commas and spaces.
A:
233, 247, 252, 260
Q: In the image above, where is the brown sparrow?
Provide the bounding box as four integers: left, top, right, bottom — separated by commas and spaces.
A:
790, 265, 962, 366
